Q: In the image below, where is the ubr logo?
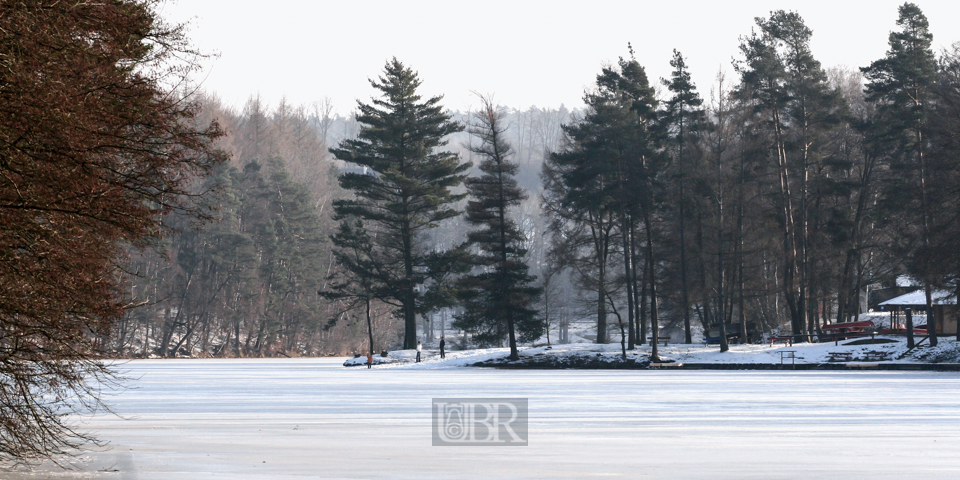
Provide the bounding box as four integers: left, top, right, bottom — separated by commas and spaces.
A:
432, 398, 528, 446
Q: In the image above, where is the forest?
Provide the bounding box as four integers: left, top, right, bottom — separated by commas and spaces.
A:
108, 3, 960, 358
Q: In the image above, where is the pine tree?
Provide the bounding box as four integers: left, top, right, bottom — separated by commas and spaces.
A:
454, 96, 542, 360
600, 51, 663, 358
862, 3, 940, 345
543, 50, 662, 358
661, 50, 706, 344
331, 59, 469, 349
322, 219, 385, 366
736, 10, 844, 339
930, 45, 960, 340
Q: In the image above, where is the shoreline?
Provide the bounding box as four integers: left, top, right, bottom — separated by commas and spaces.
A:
475, 360, 960, 371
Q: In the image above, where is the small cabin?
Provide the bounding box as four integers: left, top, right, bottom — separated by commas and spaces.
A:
878, 289, 958, 335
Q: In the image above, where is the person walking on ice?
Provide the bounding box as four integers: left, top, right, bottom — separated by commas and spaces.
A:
439, 336, 445, 359
416, 340, 422, 363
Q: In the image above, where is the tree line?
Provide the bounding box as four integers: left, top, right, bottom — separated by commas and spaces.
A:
543, 4, 960, 356
114, 2, 960, 362
324, 3, 960, 360
107, 85, 571, 358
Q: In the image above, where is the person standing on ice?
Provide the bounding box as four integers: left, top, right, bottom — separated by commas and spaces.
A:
416, 341, 422, 362
439, 336, 446, 359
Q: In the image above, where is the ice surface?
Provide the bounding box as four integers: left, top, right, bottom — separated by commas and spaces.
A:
10, 357, 960, 479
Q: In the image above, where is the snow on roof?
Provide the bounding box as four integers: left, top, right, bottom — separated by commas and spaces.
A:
896, 275, 920, 287
879, 289, 956, 306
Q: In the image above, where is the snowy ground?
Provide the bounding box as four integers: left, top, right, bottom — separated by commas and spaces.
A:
346, 336, 960, 368
9, 357, 960, 479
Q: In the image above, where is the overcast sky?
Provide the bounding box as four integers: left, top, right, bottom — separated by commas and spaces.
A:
161, 1, 960, 115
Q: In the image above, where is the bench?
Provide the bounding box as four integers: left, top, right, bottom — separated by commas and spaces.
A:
770, 336, 793, 347
648, 338, 669, 347
828, 351, 853, 362
705, 332, 742, 345
705, 337, 739, 345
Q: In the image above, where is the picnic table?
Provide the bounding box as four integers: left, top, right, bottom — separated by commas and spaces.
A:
861, 350, 890, 361
827, 350, 890, 362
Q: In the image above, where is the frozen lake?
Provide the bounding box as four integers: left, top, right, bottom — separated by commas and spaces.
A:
12, 358, 960, 479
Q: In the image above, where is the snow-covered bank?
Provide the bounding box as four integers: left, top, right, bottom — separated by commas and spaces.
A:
363, 336, 960, 369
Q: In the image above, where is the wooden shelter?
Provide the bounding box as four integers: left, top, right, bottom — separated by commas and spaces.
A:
878, 289, 958, 335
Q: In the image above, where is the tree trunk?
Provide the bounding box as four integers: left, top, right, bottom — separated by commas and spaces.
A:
678, 120, 692, 345
771, 108, 802, 336
638, 240, 648, 345
402, 217, 417, 350
498, 165, 520, 361
717, 125, 728, 353
925, 284, 938, 347
737, 150, 747, 344
644, 213, 661, 361
621, 210, 636, 350
632, 222, 644, 343
955, 281, 960, 342
596, 264, 606, 344
695, 210, 712, 331
679, 190, 692, 344
906, 308, 915, 349
366, 298, 375, 369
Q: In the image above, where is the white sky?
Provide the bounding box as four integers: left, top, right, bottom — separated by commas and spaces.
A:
161, 0, 960, 115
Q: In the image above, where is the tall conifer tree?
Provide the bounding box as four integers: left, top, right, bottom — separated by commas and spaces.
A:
930, 45, 960, 340
662, 50, 705, 344
736, 10, 844, 339
543, 51, 662, 358
331, 59, 469, 349
454, 96, 542, 360
862, 3, 940, 345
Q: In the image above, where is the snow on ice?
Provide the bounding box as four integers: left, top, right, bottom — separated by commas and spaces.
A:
9, 351, 960, 479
